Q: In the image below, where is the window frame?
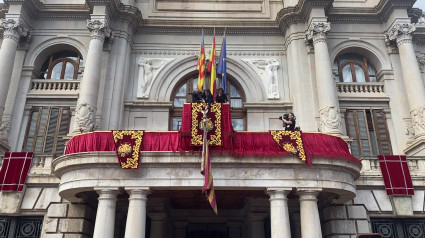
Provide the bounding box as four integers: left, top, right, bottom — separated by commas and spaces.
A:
22, 106, 71, 155
40, 51, 83, 80
335, 54, 377, 83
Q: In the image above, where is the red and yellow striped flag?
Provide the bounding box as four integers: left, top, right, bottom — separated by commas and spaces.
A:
208, 31, 217, 101
202, 139, 218, 214
197, 29, 206, 91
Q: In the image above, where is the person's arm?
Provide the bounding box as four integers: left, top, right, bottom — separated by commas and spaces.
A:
282, 118, 292, 125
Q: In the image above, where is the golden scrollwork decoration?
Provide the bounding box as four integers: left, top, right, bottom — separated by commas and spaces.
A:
270, 130, 306, 162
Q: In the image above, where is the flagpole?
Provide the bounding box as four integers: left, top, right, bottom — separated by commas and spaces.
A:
200, 105, 208, 175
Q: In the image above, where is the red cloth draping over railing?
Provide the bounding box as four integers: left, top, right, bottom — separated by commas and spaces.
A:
65, 131, 360, 165
0, 152, 33, 191
378, 155, 414, 196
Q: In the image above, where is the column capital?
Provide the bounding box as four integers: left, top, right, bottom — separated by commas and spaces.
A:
266, 188, 291, 200
297, 189, 321, 201
125, 187, 151, 199
386, 23, 415, 46
95, 188, 119, 200
305, 21, 330, 45
1, 18, 29, 42
87, 19, 112, 41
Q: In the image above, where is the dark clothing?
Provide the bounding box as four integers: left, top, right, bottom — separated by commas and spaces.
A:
285, 118, 296, 131
216, 93, 228, 103
191, 91, 204, 103
204, 94, 214, 105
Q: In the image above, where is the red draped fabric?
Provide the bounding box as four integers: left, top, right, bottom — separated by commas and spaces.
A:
378, 155, 414, 196
0, 152, 33, 191
65, 131, 360, 165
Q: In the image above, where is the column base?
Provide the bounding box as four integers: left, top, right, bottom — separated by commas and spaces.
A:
404, 136, 425, 156
0, 139, 10, 155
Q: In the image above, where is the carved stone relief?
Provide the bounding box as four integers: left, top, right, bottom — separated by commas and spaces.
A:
242, 58, 280, 99
305, 22, 330, 45
403, 118, 415, 140
319, 105, 341, 134
386, 23, 415, 46
411, 107, 425, 137
137, 58, 174, 98
87, 19, 112, 41
1, 18, 29, 42
0, 120, 10, 141
74, 102, 97, 133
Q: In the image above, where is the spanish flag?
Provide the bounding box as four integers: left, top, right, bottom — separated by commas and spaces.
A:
197, 28, 206, 91
208, 30, 217, 101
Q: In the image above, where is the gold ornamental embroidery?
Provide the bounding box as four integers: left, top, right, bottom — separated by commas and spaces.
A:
270, 130, 306, 162
191, 103, 222, 146
112, 130, 144, 169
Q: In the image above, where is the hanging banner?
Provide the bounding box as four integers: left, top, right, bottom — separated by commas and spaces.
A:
190, 103, 222, 146
112, 130, 144, 169
270, 130, 306, 163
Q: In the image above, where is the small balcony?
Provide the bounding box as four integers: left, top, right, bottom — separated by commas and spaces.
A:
27, 79, 80, 98
336, 82, 386, 99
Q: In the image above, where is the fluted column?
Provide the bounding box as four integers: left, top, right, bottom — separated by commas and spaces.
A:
93, 189, 118, 238
74, 19, 111, 133
386, 23, 425, 138
124, 187, 150, 238
0, 18, 28, 124
298, 190, 322, 238
306, 22, 341, 134
267, 189, 291, 238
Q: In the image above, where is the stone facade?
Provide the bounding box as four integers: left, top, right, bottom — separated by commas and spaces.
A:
0, 0, 424, 237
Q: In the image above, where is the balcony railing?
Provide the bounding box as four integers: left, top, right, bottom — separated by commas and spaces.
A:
28, 79, 80, 95
336, 82, 385, 94
360, 156, 425, 177
0, 154, 54, 175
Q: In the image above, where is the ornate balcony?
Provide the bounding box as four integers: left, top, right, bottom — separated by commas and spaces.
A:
336, 82, 386, 98
27, 79, 80, 97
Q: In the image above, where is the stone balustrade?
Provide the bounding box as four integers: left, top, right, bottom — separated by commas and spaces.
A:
360, 156, 425, 177
28, 79, 80, 95
0, 154, 54, 175
336, 82, 385, 94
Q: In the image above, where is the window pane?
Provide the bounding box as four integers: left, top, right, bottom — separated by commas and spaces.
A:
51, 62, 63, 79
369, 131, 378, 156
63, 62, 75, 80
56, 109, 70, 155
230, 84, 240, 97
192, 78, 198, 91
25, 137, 33, 152
172, 118, 182, 131
230, 99, 242, 108
231, 119, 244, 131
176, 85, 186, 97
28, 111, 39, 137
361, 139, 371, 156
342, 65, 353, 82
35, 136, 44, 153
350, 141, 360, 158
354, 65, 365, 82
174, 98, 186, 107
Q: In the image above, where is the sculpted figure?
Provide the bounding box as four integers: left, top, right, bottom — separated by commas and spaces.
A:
251, 59, 280, 98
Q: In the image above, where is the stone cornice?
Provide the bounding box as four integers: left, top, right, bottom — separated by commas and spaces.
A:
131, 49, 285, 57
276, 0, 333, 34
17, 0, 91, 20
114, 5, 143, 29
328, 0, 416, 23
136, 27, 282, 36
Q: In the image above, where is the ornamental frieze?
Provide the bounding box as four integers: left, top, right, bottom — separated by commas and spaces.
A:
135, 50, 284, 56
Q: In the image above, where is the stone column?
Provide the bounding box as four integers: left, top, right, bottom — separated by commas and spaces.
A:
248, 214, 267, 238
306, 22, 341, 134
74, 19, 111, 133
386, 23, 425, 138
124, 187, 150, 238
0, 18, 28, 127
298, 190, 322, 238
149, 213, 167, 238
267, 189, 291, 238
93, 189, 118, 238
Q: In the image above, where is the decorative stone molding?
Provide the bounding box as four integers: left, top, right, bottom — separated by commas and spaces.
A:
417, 52, 425, 69
242, 58, 280, 99
319, 105, 341, 134
403, 118, 415, 140
417, 14, 425, 25
386, 23, 415, 46
1, 18, 29, 42
306, 22, 330, 45
411, 107, 425, 137
135, 50, 285, 57
0, 119, 10, 141
87, 19, 112, 41
74, 102, 97, 133
137, 58, 175, 98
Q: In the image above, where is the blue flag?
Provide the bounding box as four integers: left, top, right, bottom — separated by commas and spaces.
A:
217, 33, 227, 92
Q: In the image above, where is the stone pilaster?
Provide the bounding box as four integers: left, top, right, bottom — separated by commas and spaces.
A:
298, 190, 322, 238
74, 19, 111, 133
306, 22, 341, 134
0, 18, 29, 139
124, 187, 150, 238
267, 188, 291, 238
93, 189, 118, 238
386, 23, 425, 138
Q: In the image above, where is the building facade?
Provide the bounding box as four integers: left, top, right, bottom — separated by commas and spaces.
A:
0, 0, 425, 237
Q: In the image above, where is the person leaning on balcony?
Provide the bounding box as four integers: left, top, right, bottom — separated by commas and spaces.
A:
203, 89, 214, 107
216, 88, 228, 103
190, 87, 204, 103
281, 113, 296, 131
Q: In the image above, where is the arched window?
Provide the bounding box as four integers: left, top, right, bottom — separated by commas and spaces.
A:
170, 74, 246, 131
334, 53, 377, 82
39, 51, 84, 80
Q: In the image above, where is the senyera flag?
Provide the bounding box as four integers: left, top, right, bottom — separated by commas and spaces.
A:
202, 138, 218, 214
197, 28, 206, 91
